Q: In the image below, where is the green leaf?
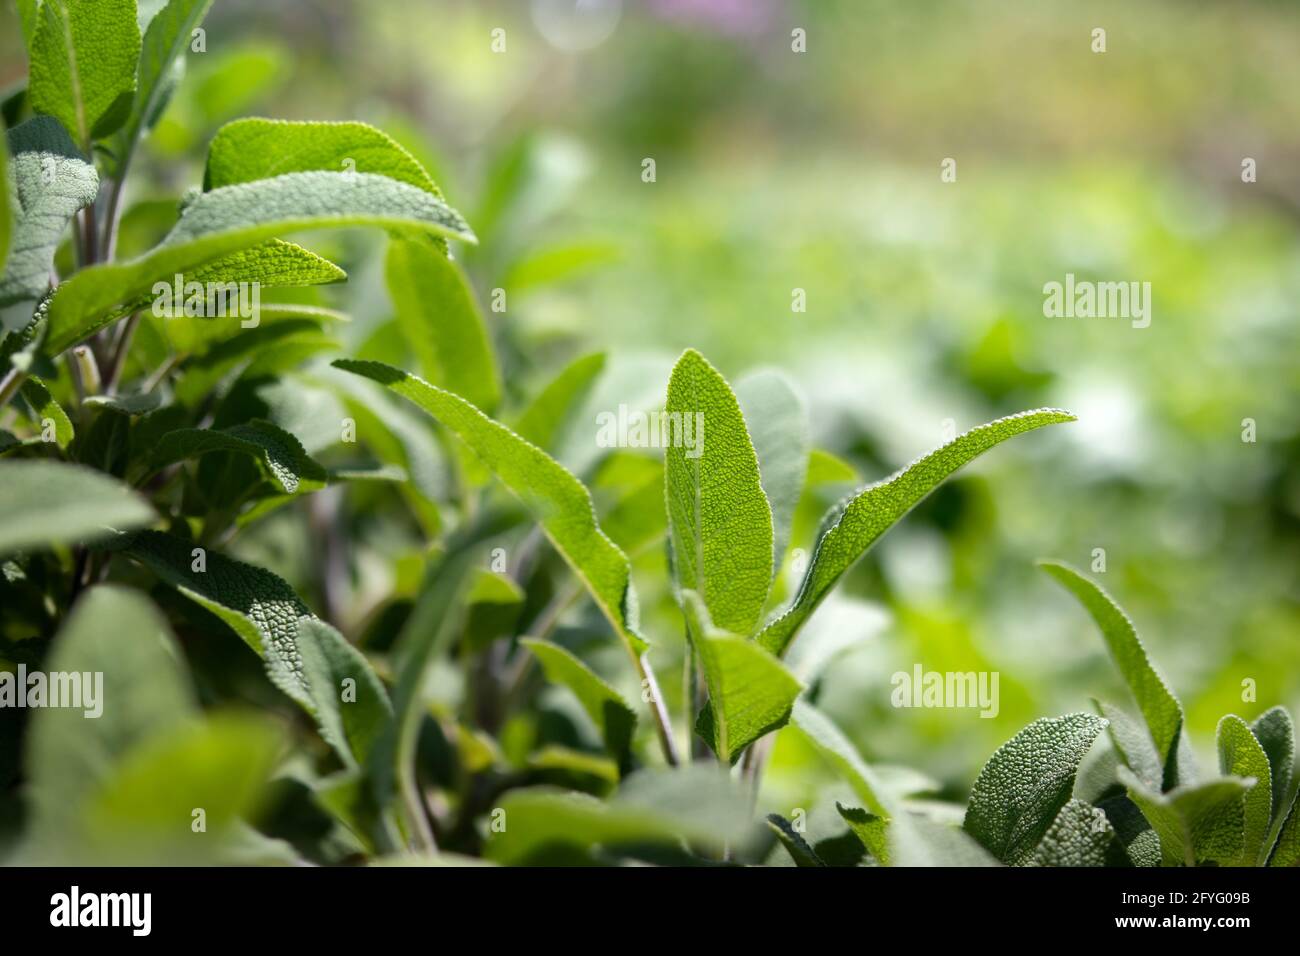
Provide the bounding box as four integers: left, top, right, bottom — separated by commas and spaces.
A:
1251, 706, 1294, 825
45, 170, 475, 354
0, 128, 10, 272
789, 700, 894, 862
734, 368, 809, 575
28, 0, 141, 146
1217, 714, 1273, 865
147, 419, 328, 494
1028, 798, 1116, 867
106, 0, 214, 178
1093, 698, 1163, 791
759, 408, 1075, 656
21, 584, 195, 853
1120, 766, 1252, 867
296, 618, 393, 769
332, 359, 645, 656
1, 117, 99, 328
84, 713, 283, 864
485, 766, 752, 866
385, 236, 500, 412
1041, 561, 1186, 789
1268, 789, 1300, 866
665, 349, 773, 636
205, 118, 444, 197
522, 637, 636, 765
17, 375, 73, 448
768, 813, 825, 866
514, 351, 606, 452
682, 592, 801, 765
0, 460, 154, 556
963, 713, 1108, 865
1096, 793, 1163, 867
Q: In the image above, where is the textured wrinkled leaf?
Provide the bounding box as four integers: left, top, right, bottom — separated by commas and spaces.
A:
205, 118, 443, 197
790, 700, 893, 862
1121, 766, 1252, 867
514, 351, 605, 452
0, 460, 154, 556
486, 766, 751, 865
46, 171, 474, 353
522, 638, 636, 764
115, 529, 313, 705
0, 130, 10, 271
1096, 793, 1163, 867
682, 592, 801, 765
147, 419, 328, 494
1217, 714, 1272, 865
734, 368, 809, 575
385, 236, 500, 411
760, 409, 1075, 656
22, 585, 195, 851
1268, 789, 1300, 867
17, 375, 73, 448
1042, 561, 1187, 790
1093, 698, 1163, 791
665, 349, 773, 636
1, 117, 99, 327
1028, 799, 1116, 867
296, 618, 393, 768
963, 713, 1108, 865
333, 359, 645, 655
29, 0, 141, 146
105, 0, 214, 177
1251, 706, 1294, 825
768, 813, 825, 866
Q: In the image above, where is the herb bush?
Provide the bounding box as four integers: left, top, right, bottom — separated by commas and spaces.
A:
0, 1, 1296, 867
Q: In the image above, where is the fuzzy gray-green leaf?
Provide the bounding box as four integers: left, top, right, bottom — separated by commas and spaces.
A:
0, 460, 154, 556
1121, 766, 1252, 867
734, 368, 809, 575
1217, 714, 1272, 865
1251, 706, 1294, 825
963, 713, 1107, 865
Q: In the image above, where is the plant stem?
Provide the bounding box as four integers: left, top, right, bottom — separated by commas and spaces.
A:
0, 367, 26, 410
636, 651, 680, 767
103, 312, 141, 393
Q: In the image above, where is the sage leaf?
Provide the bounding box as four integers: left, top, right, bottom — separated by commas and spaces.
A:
332, 359, 645, 656
522, 637, 637, 765
1120, 766, 1252, 867
385, 236, 501, 412
1268, 788, 1300, 867
665, 349, 773, 636
17, 375, 73, 448
0, 459, 154, 556
205, 118, 444, 197
768, 813, 825, 866
1251, 705, 1294, 825
1028, 798, 1116, 867
1041, 560, 1187, 789
1216, 714, 1272, 865
682, 591, 801, 765
28, 0, 141, 147
147, 418, 328, 494
1, 117, 99, 328
514, 351, 606, 452
759, 409, 1075, 656
734, 367, 809, 575
963, 713, 1107, 865
45, 170, 474, 353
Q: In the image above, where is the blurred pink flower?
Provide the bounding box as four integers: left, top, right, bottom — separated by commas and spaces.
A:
645, 0, 779, 35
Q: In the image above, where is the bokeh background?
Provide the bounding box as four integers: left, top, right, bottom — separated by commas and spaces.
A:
3, 0, 1298, 815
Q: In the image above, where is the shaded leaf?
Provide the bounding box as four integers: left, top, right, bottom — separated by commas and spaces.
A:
522, 637, 636, 765
1028, 799, 1116, 867
1251, 706, 1294, 826
1121, 766, 1252, 867
147, 418, 328, 494
514, 351, 605, 452
0, 460, 154, 556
